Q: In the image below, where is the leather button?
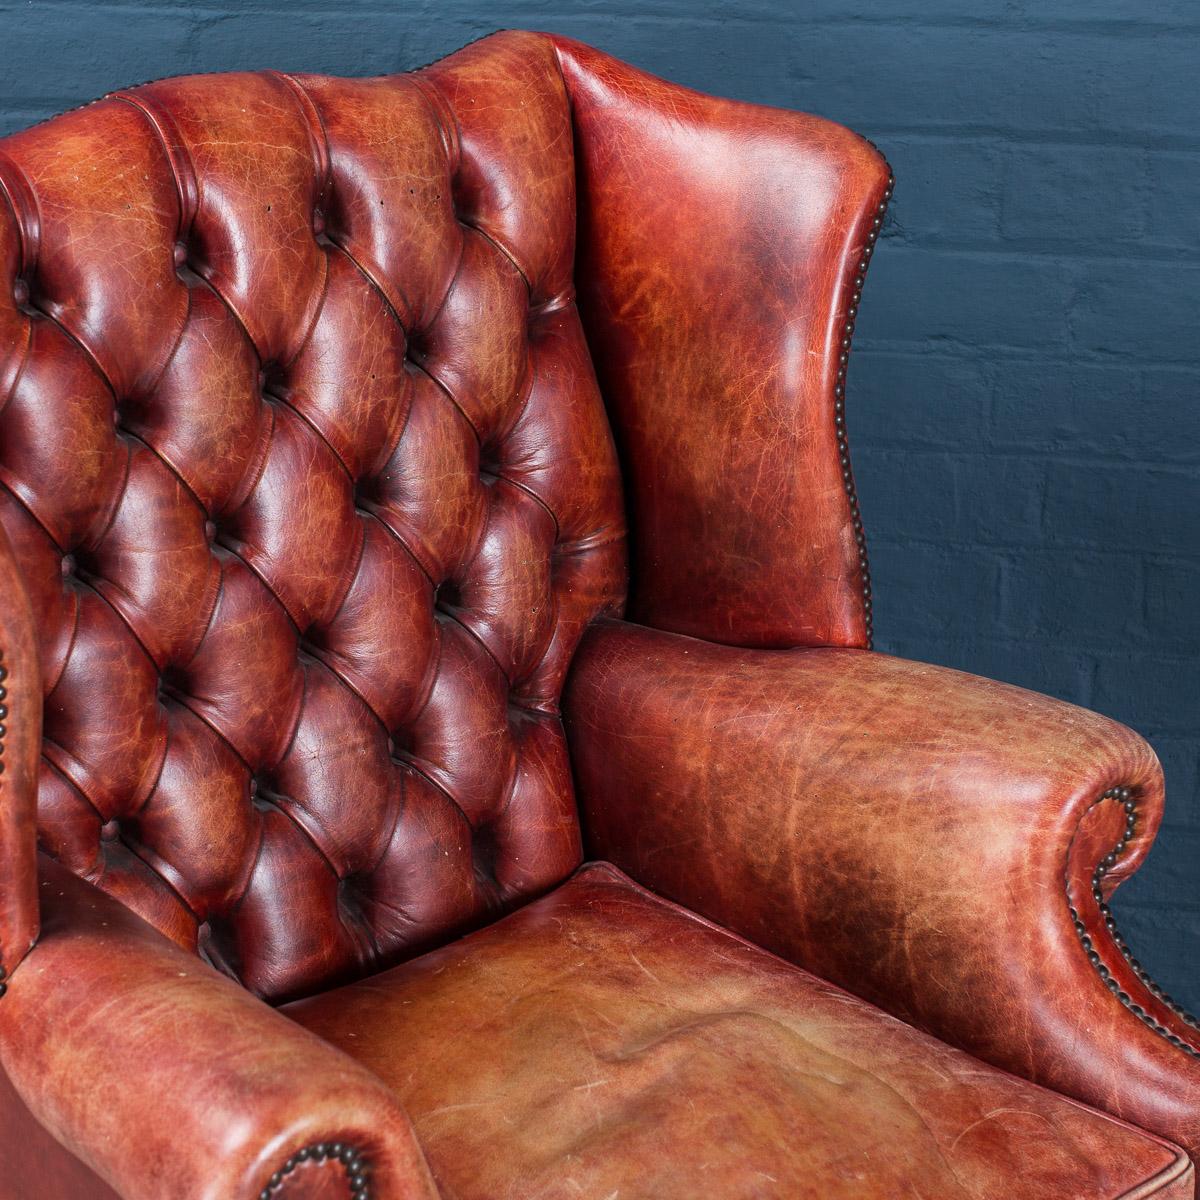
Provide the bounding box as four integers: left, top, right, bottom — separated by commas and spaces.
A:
0, 32, 628, 1013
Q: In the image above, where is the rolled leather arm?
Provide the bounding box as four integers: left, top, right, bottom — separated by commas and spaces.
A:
0, 857, 439, 1200
0, 520, 38, 985
564, 618, 1200, 1160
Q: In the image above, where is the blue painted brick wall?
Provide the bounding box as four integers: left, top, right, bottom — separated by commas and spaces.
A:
4, 1, 1197, 1008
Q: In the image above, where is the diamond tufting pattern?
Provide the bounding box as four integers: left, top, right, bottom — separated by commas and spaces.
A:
0, 31, 626, 1002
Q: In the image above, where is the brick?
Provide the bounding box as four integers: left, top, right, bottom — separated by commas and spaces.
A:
862, 246, 1074, 349
1094, 652, 1196, 734
1024, 2, 1200, 25
1000, 144, 1148, 244
776, 25, 1198, 143
873, 136, 1002, 244
1043, 461, 1197, 553
991, 362, 1200, 466
997, 549, 1144, 642
853, 447, 960, 542
0, 6, 195, 106
854, 446, 1045, 548
866, 541, 1001, 640
849, 351, 990, 450
523, 13, 800, 104
1070, 262, 1200, 363
1144, 151, 1200, 253
953, 453, 1046, 544
184, 12, 488, 77
1146, 559, 1200, 647
1144, 736, 1200, 817
516, 0, 1020, 19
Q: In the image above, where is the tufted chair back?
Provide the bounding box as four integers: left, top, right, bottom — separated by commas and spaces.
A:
0, 32, 626, 1002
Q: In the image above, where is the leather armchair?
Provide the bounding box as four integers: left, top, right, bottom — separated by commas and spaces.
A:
0, 29, 1194, 1200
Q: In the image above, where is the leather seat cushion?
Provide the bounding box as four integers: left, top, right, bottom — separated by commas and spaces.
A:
285, 863, 1193, 1199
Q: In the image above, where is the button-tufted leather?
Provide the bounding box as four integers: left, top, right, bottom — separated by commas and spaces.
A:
0, 30, 625, 1002
0, 27, 1195, 1200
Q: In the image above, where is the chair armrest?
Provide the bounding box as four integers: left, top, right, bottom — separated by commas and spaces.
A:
0, 520, 38, 985
564, 618, 1200, 1159
551, 35, 889, 649
0, 857, 439, 1200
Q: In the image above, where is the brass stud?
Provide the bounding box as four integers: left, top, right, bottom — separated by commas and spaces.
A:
1069, 788, 1200, 1054
263, 1144, 370, 1198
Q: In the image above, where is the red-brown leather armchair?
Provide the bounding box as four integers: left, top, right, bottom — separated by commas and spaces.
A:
0, 30, 1195, 1200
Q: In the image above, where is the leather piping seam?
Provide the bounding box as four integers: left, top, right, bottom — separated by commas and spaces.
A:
839, 151, 892, 651
0, 642, 6, 994
1067, 785, 1200, 1057
260, 1141, 370, 1200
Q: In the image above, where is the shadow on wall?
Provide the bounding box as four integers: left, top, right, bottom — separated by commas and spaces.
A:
1, 0, 1197, 1008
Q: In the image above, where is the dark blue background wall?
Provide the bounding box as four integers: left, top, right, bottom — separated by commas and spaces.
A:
3, 1, 1197, 1008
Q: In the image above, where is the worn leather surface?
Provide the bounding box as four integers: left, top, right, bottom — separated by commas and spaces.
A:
554, 35, 885, 649
0, 25, 1194, 1200
0, 519, 38, 981
0, 856, 439, 1200
564, 618, 1200, 1165
0, 1089, 363, 1200
286, 862, 1194, 1199
0, 29, 625, 1004
0, 1064, 120, 1200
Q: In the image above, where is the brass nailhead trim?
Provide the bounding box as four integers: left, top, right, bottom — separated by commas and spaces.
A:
1068, 786, 1200, 1057
260, 1143, 370, 1200
839, 157, 892, 652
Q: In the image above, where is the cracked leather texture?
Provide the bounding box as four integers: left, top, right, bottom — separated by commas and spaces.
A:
0, 29, 625, 1005
555, 35, 885, 649
564, 619, 1200, 1166
0, 27, 1194, 1200
0, 856, 439, 1200
286, 863, 1195, 1200
0, 519, 37, 980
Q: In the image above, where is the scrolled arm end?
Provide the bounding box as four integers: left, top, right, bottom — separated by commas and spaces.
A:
0, 858, 439, 1200
1067, 784, 1200, 1062
564, 618, 1200, 1158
